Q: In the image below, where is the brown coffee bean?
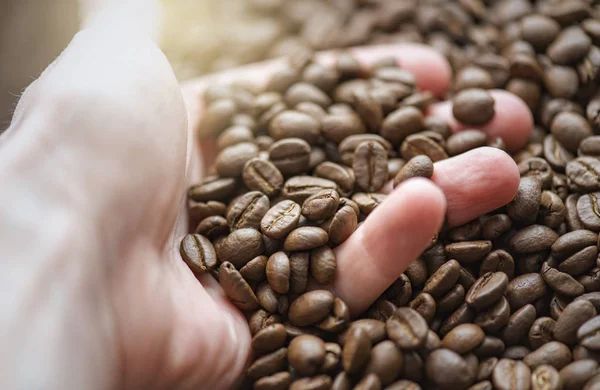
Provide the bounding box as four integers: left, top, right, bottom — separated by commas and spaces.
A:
268, 110, 320, 145
524, 342, 572, 370
480, 249, 515, 279
331, 372, 352, 390
219, 262, 259, 311
519, 157, 554, 189
529, 317, 556, 350
227, 191, 270, 231
551, 112, 593, 153
248, 310, 281, 336
541, 262, 585, 297
507, 273, 548, 310
438, 283, 466, 314
466, 272, 509, 310
256, 283, 286, 314
408, 293, 436, 324
288, 290, 334, 327
446, 130, 488, 156
503, 345, 533, 360
547, 26, 592, 65
503, 304, 537, 346
426, 349, 475, 390
579, 136, 600, 157
195, 215, 229, 239
285, 82, 331, 108
492, 359, 531, 390
286, 252, 308, 295
393, 155, 434, 187
314, 162, 356, 196
510, 225, 559, 254
261, 200, 301, 240
342, 326, 372, 374
538, 191, 566, 229
268, 137, 311, 176
215, 142, 260, 178
421, 260, 458, 300
567, 157, 600, 193
317, 297, 350, 333
446, 241, 493, 264
321, 112, 367, 144
380, 106, 424, 146
553, 300, 597, 345
240, 255, 268, 283
302, 189, 340, 221
354, 373, 382, 390
363, 340, 403, 386
246, 347, 288, 379
290, 375, 332, 390
452, 88, 496, 126
578, 267, 600, 292
400, 134, 448, 162
508, 177, 543, 224
475, 297, 511, 333
188, 200, 226, 222
288, 335, 326, 376
531, 365, 562, 390
310, 245, 337, 285
482, 214, 513, 240
455, 66, 495, 91
560, 360, 598, 390
442, 324, 485, 354
352, 192, 386, 215
180, 234, 217, 274
440, 302, 478, 336
252, 324, 287, 355
217, 228, 265, 268
474, 337, 505, 359
322, 201, 358, 246
282, 175, 338, 204
543, 135, 575, 172
578, 316, 600, 351
338, 134, 394, 166
242, 158, 283, 198
353, 141, 389, 192
478, 357, 499, 382
302, 63, 339, 93
386, 307, 429, 349
283, 227, 328, 251
265, 252, 290, 294
188, 177, 237, 202
253, 371, 291, 390
577, 193, 600, 231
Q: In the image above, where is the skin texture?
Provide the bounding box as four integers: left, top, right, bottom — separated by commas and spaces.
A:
0, 5, 530, 390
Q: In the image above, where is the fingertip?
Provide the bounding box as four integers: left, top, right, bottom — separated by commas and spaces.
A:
428, 89, 533, 152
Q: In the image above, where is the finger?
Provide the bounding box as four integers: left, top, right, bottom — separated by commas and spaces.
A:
181, 43, 452, 141
428, 90, 534, 153
333, 147, 519, 314
334, 178, 446, 315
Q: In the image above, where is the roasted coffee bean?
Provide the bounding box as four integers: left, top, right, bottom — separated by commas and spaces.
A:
364, 340, 403, 386
219, 262, 259, 311
478, 357, 499, 382
455, 66, 494, 91
195, 215, 229, 239
541, 262, 585, 297
440, 303, 477, 336
531, 365, 562, 390
578, 268, 600, 293
507, 273, 548, 310
578, 316, 600, 351
180, 234, 217, 274
458, 267, 477, 290
423, 259, 461, 298
380, 106, 424, 146
426, 349, 475, 390
448, 219, 483, 242
576, 292, 600, 313
302, 189, 340, 221
560, 360, 598, 390
510, 225, 559, 254
400, 133, 448, 162
352, 192, 386, 215
252, 324, 287, 355
503, 304, 537, 346
482, 214, 513, 240
544, 135, 574, 173
409, 293, 436, 324
354, 373, 381, 390
553, 300, 597, 345
405, 258, 429, 288
322, 200, 358, 246
288, 335, 326, 376
188, 177, 237, 202
266, 252, 290, 294
492, 359, 531, 390
566, 157, 600, 193
282, 176, 338, 204
480, 250, 515, 279
538, 191, 566, 229
321, 112, 367, 144
338, 134, 393, 166
367, 300, 397, 322
574, 346, 600, 363
384, 274, 413, 307
438, 283, 466, 314
317, 297, 349, 333
475, 297, 511, 333
246, 347, 288, 379
227, 191, 270, 231
242, 158, 283, 198
547, 26, 592, 65
339, 319, 386, 347
289, 290, 335, 327
445, 240, 493, 263
256, 283, 286, 314
216, 228, 265, 268
474, 337, 505, 359
393, 155, 434, 187
566, 194, 585, 231
248, 310, 281, 336
518, 158, 554, 189
529, 317, 557, 350
237, 255, 266, 284
386, 307, 429, 349
353, 141, 389, 192
215, 142, 260, 178
188, 200, 226, 222
579, 136, 600, 157
442, 324, 485, 354
285, 82, 331, 109
446, 130, 488, 156
268, 138, 311, 176
466, 272, 509, 310
261, 200, 301, 240
253, 371, 291, 390
290, 375, 332, 390
309, 246, 337, 285
452, 89, 495, 126
524, 341, 572, 370
577, 193, 600, 231
314, 162, 355, 196
550, 295, 570, 321
342, 326, 372, 375
503, 346, 532, 360
283, 227, 328, 251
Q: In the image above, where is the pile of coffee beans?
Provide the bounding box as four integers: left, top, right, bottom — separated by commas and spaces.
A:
177, 1, 600, 389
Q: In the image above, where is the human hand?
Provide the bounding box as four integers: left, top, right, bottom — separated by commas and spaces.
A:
0, 13, 533, 390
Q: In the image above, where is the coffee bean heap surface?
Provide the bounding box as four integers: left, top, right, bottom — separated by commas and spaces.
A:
179, 1, 600, 388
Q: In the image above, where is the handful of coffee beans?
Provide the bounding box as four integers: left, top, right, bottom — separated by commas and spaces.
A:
179, 1, 600, 389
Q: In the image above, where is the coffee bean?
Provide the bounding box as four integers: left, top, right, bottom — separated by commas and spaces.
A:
492, 359, 531, 390
248, 309, 281, 336
252, 324, 287, 355
577, 316, 600, 351
531, 365, 562, 390
322, 200, 358, 246
268, 110, 320, 145
567, 157, 600, 193
475, 337, 505, 359
475, 297, 511, 333
524, 341, 572, 370
318, 297, 349, 333
508, 177, 543, 224
261, 200, 301, 240
282, 175, 338, 204
227, 191, 270, 231
393, 155, 434, 187
302, 189, 340, 221
503, 304, 537, 346
438, 283, 466, 314
442, 324, 485, 354
284, 227, 329, 251
380, 106, 424, 146
288, 335, 326, 376
338, 134, 394, 166
426, 349, 475, 390
240, 255, 268, 283
510, 225, 559, 254
538, 191, 566, 229
188, 177, 237, 202
180, 234, 217, 274
352, 192, 386, 215
554, 300, 597, 345
217, 228, 265, 268
577, 193, 600, 231
219, 262, 259, 311
560, 360, 598, 390
289, 290, 334, 327
547, 26, 592, 65
446, 130, 488, 156
342, 326, 372, 374
541, 262, 585, 297
480, 249, 515, 279
195, 215, 229, 239
543, 135, 575, 172
409, 293, 436, 324
290, 375, 332, 390
353, 140, 389, 192
466, 272, 509, 310
354, 373, 381, 390
400, 134, 448, 162
386, 307, 429, 349
423, 259, 461, 298
242, 158, 284, 198
507, 273, 548, 310
578, 267, 600, 292
310, 246, 337, 285
452, 89, 496, 126
321, 112, 367, 144
246, 347, 288, 379
253, 371, 291, 390
266, 252, 291, 294
445, 241, 493, 263
314, 162, 356, 196
529, 317, 557, 350
188, 200, 226, 223
482, 214, 513, 240
363, 340, 403, 386
256, 283, 287, 314
519, 157, 554, 189
440, 303, 477, 336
